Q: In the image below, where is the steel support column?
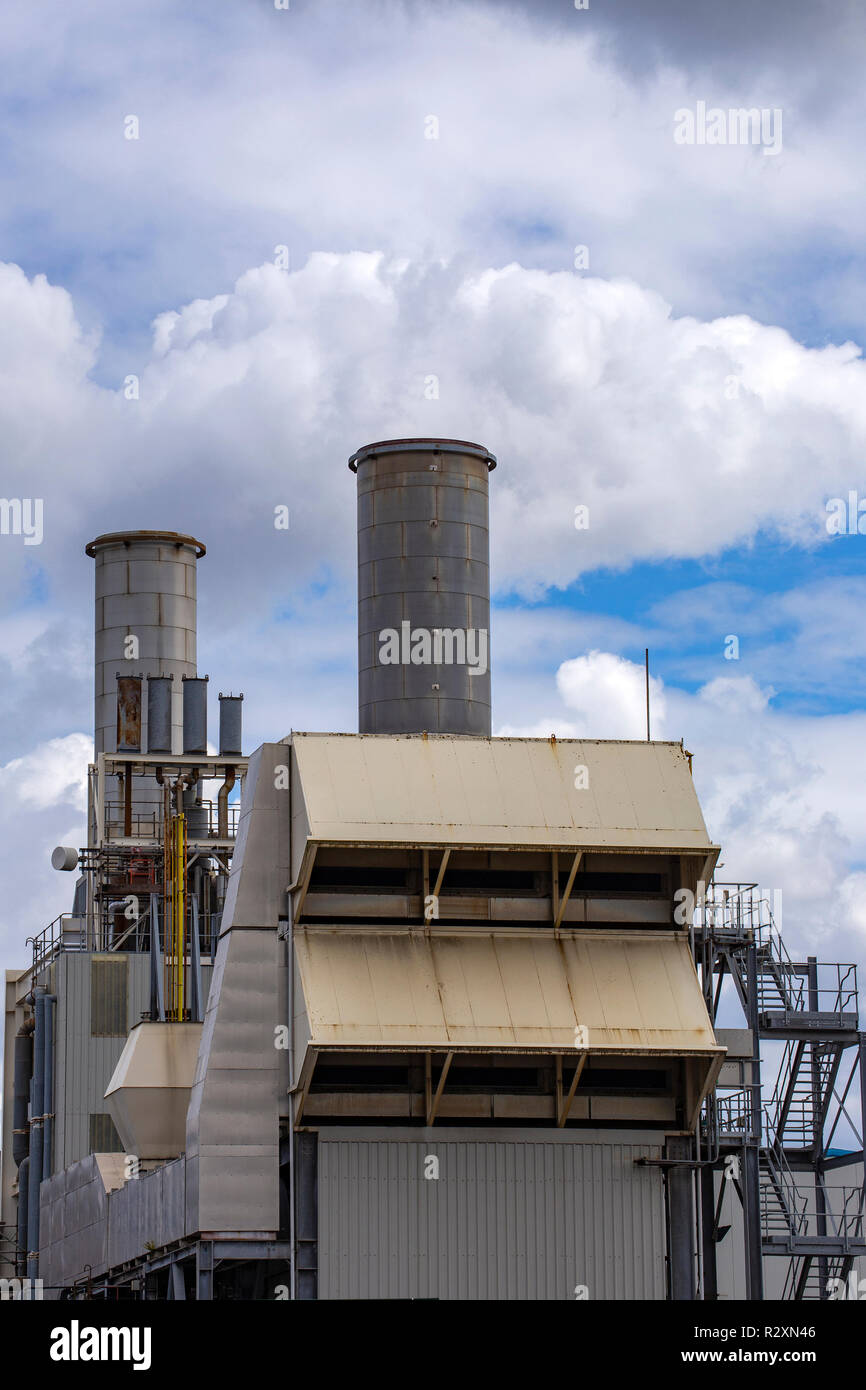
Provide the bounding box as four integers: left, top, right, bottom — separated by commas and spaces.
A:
743, 939, 764, 1300
666, 1136, 695, 1300
196, 1241, 213, 1301
296, 1131, 317, 1301
699, 1163, 719, 1301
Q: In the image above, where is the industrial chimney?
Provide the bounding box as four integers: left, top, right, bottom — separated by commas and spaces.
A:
349, 438, 495, 736
85, 531, 205, 757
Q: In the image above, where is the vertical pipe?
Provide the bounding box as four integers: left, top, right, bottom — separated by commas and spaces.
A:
26, 991, 45, 1281
182, 675, 208, 755
12, 1027, 33, 1167
42, 997, 55, 1182
149, 892, 165, 1021
190, 896, 202, 1023
147, 675, 174, 755
124, 762, 133, 837
16, 1156, 29, 1279
218, 693, 243, 757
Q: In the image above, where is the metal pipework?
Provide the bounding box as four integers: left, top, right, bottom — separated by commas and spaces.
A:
182, 675, 209, 754
42, 997, 55, 1184
147, 674, 174, 754
26, 990, 45, 1281
12, 1025, 33, 1168
218, 693, 243, 757
349, 437, 496, 736
16, 1157, 29, 1278
217, 766, 236, 840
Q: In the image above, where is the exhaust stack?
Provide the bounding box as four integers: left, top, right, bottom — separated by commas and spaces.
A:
86, 530, 205, 757
349, 437, 495, 736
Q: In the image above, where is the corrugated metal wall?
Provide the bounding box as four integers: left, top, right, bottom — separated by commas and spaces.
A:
53, 954, 212, 1172
317, 1127, 666, 1300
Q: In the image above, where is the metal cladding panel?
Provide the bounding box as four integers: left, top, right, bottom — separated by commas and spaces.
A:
39, 1156, 108, 1286
317, 1128, 666, 1300
353, 441, 493, 737
105, 1160, 186, 1268
290, 733, 718, 855
54, 954, 211, 1171
293, 927, 722, 1058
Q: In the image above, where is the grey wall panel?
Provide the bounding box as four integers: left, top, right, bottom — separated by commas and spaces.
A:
317, 1127, 666, 1301
39, 1156, 108, 1287
54, 954, 211, 1173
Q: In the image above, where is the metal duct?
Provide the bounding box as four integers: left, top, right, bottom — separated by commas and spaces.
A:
182, 675, 208, 754
349, 438, 496, 736
147, 674, 174, 754
218, 693, 243, 756
116, 674, 143, 752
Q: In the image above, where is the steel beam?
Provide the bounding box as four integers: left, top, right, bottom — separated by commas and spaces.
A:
666, 1136, 695, 1300
196, 1241, 213, 1302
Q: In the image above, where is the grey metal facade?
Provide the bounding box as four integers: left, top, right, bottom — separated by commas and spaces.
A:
51, 953, 212, 1174
317, 1127, 666, 1300
38, 1154, 187, 1290
351, 439, 495, 736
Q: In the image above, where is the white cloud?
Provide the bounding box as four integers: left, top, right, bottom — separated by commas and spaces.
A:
0, 735, 91, 812
553, 650, 666, 739
499, 650, 866, 968
1, 252, 865, 612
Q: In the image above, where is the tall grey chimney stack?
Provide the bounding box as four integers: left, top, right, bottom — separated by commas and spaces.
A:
349, 438, 495, 736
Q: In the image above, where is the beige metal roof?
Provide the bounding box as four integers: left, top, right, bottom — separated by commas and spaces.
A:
290, 733, 717, 854
293, 926, 722, 1058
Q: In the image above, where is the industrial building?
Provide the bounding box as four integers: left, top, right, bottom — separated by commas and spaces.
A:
2, 438, 864, 1300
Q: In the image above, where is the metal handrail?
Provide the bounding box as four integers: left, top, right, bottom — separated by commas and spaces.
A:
103, 799, 239, 840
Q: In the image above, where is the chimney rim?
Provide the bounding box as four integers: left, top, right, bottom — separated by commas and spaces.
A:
348, 438, 496, 473
85, 530, 206, 558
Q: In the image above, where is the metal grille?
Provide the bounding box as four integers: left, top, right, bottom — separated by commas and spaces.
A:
89, 1112, 123, 1153
90, 956, 128, 1036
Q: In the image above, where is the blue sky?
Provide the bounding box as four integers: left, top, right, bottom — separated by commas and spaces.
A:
0, 0, 865, 1001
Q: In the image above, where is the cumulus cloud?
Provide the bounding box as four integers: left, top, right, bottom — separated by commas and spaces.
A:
1, 252, 865, 614
554, 650, 666, 739
0, 735, 91, 812
0, 735, 91, 967
0, 0, 865, 349
500, 650, 866, 969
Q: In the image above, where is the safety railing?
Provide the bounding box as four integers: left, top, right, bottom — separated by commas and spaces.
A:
103, 799, 239, 842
